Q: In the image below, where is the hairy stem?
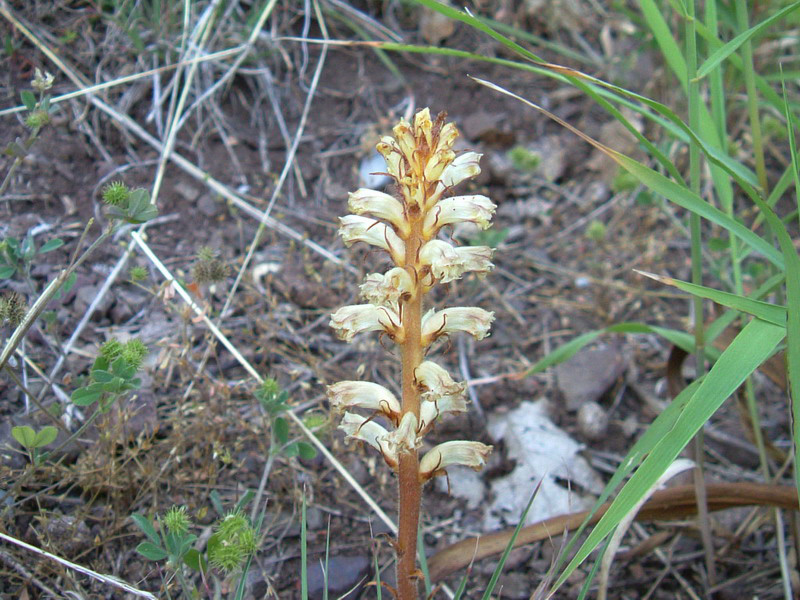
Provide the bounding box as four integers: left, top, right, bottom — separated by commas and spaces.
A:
397, 215, 424, 599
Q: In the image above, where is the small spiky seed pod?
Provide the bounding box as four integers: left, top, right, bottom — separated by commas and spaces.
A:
209, 540, 243, 573
122, 339, 147, 369
192, 247, 230, 284
0, 291, 27, 327
99, 339, 124, 363
129, 266, 148, 282
102, 182, 130, 207
164, 505, 191, 536
24, 110, 50, 130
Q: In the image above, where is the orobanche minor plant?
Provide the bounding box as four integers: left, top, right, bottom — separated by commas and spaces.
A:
329, 108, 496, 599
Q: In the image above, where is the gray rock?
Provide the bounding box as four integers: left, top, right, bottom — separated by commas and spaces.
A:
197, 194, 220, 217
306, 555, 370, 599
555, 345, 626, 411
577, 401, 609, 440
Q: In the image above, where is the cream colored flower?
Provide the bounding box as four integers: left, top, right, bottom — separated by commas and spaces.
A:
339, 215, 405, 264
424, 152, 484, 209
421, 307, 495, 345
360, 268, 415, 306
376, 136, 407, 184
340, 412, 397, 468
424, 148, 456, 184
441, 152, 482, 188
419, 240, 494, 283
391, 411, 422, 454
419, 441, 493, 480
348, 189, 409, 237
415, 361, 466, 401
328, 381, 401, 423
420, 395, 469, 433
32, 68, 54, 93
330, 304, 402, 342
423, 195, 496, 236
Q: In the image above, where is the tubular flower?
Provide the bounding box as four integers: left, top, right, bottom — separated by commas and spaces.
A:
415, 361, 466, 402
423, 195, 496, 236
330, 304, 402, 342
340, 413, 398, 469
419, 441, 493, 481
426, 152, 484, 209
339, 215, 405, 264
419, 240, 494, 284
360, 268, 415, 307
348, 189, 409, 237
328, 381, 401, 424
421, 307, 495, 345
330, 108, 496, 599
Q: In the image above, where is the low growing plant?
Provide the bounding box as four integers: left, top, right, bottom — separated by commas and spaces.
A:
133, 495, 260, 600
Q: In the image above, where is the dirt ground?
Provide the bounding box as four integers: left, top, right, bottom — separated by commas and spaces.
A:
0, 1, 795, 599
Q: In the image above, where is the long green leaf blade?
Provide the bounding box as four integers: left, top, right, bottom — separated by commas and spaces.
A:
697, 2, 800, 79
553, 318, 785, 591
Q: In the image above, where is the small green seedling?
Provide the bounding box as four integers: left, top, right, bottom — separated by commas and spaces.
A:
255, 379, 316, 460
133, 497, 260, 599
0, 234, 64, 280
102, 183, 159, 224
11, 425, 57, 465
507, 144, 541, 172
71, 339, 147, 412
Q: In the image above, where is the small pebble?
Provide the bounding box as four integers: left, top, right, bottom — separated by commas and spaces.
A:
577, 401, 609, 440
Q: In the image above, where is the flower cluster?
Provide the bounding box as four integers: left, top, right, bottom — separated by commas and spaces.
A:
329, 108, 495, 484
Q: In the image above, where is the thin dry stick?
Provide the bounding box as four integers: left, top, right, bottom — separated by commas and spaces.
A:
151, 0, 221, 202
130, 230, 395, 535
0, 532, 157, 599
182, 0, 329, 406
0, 1, 349, 273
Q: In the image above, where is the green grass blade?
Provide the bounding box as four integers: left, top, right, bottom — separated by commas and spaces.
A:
323, 517, 331, 600
480, 485, 540, 600
301, 492, 308, 600
417, 522, 432, 597
523, 322, 696, 376
555, 375, 704, 572
639, 0, 687, 86
409, 0, 545, 63
696, 2, 800, 80
472, 78, 784, 269
553, 318, 786, 591
774, 76, 800, 496
635, 271, 787, 326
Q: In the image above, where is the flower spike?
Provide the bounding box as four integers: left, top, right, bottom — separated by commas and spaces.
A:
330, 108, 495, 600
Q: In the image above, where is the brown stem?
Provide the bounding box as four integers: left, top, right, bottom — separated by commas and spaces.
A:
427, 482, 800, 582
397, 450, 422, 599
396, 216, 424, 600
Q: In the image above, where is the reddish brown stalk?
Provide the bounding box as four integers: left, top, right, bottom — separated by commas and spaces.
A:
397, 217, 424, 600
